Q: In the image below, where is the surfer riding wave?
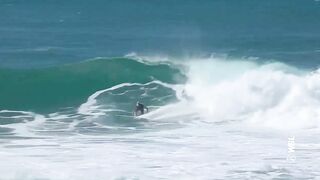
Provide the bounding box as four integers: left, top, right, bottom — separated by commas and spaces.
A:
134, 101, 148, 116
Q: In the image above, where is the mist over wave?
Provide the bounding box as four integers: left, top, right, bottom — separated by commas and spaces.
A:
182, 58, 320, 130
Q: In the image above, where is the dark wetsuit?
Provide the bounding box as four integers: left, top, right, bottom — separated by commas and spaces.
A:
135, 103, 147, 115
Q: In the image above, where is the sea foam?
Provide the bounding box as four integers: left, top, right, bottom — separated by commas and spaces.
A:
180, 57, 320, 130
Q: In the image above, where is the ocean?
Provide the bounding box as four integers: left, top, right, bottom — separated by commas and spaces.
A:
0, 0, 320, 179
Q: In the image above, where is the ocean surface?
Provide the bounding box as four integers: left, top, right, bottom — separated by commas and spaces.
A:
1, 0, 320, 179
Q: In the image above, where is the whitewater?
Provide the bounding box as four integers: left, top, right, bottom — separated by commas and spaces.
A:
1, 55, 320, 179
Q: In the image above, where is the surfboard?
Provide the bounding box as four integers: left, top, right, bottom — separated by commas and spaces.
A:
133, 108, 149, 117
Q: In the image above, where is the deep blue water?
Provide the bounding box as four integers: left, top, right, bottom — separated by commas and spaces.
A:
0, 0, 319, 68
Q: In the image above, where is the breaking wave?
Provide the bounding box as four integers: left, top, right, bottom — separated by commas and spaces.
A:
1, 55, 320, 131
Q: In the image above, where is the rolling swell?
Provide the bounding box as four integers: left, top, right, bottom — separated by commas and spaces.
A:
0, 57, 186, 113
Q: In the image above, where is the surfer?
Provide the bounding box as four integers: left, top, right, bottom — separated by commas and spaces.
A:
134, 101, 148, 116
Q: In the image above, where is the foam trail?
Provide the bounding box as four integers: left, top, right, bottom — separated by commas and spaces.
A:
140, 101, 198, 122
78, 82, 141, 116
78, 80, 182, 116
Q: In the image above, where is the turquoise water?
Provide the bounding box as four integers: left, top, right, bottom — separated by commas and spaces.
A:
0, 57, 185, 112
0, 0, 320, 179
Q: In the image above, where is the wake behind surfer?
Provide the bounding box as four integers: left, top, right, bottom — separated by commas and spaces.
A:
134, 101, 148, 116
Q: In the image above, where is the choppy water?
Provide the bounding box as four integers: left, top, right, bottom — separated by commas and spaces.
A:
1, 0, 320, 179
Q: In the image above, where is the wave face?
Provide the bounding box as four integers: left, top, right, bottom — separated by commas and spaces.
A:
0, 57, 186, 112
